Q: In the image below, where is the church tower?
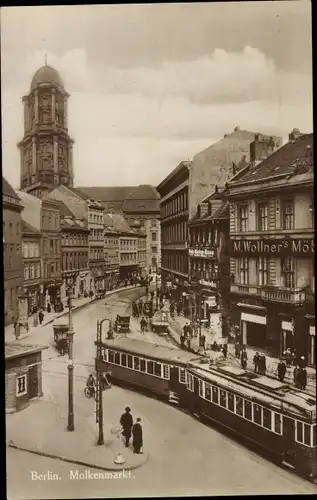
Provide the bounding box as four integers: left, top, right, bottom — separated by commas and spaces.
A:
18, 61, 74, 198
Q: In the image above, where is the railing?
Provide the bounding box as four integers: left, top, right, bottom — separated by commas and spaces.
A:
231, 283, 306, 304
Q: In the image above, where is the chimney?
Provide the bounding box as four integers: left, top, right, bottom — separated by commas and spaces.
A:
250, 134, 281, 162
289, 128, 302, 141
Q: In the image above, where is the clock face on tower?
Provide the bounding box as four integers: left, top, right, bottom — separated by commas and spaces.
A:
19, 65, 74, 195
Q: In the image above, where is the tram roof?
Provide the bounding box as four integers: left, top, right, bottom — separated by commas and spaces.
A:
99, 337, 201, 364
188, 364, 316, 420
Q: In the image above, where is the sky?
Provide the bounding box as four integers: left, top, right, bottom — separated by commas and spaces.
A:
1, 1, 313, 189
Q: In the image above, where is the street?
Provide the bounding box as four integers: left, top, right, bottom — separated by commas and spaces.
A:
7, 384, 317, 499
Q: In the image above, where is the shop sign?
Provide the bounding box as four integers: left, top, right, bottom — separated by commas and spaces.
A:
230, 238, 314, 256
189, 248, 215, 258
200, 279, 217, 289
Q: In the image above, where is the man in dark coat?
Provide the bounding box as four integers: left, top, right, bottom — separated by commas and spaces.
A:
222, 343, 227, 359
253, 352, 260, 373
132, 417, 143, 454
299, 367, 307, 390
180, 332, 186, 349
38, 310, 44, 325
241, 349, 248, 369
277, 359, 287, 382
120, 407, 133, 447
235, 341, 241, 359
294, 366, 301, 388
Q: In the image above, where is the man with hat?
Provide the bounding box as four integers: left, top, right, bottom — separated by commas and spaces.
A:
120, 406, 134, 448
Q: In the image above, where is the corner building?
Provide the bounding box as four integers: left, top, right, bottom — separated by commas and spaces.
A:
227, 131, 314, 365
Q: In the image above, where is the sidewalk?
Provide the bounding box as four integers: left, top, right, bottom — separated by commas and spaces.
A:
165, 306, 316, 397
6, 397, 148, 471
5, 284, 140, 344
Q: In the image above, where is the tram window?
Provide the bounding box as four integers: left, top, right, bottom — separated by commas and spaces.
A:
127, 355, 133, 368
274, 413, 282, 435
147, 361, 154, 375
304, 424, 311, 446
140, 359, 146, 372
205, 383, 211, 401
121, 354, 127, 367
199, 379, 203, 397
253, 404, 262, 426
179, 368, 186, 383
114, 352, 121, 365
212, 386, 219, 404
263, 408, 272, 430
187, 373, 194, 391
313, 425, 316, 447
244, 400, 252, 421
220, 390, 227, 408
154, 362, 162, 377
228, 393, 234, 412
134, 357, 140, 371
163, 364, 170, 380
235, 396, 243, 416
108, 350, 114, 363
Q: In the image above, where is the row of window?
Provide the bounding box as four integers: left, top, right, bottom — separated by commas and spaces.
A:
104, 349, 170, 379
161, 191, 188, 219
89, 213, 103, 225
238, 256, 297, 288
43, 260, 60, 278
105, 238, 119, 246
42, 212, 60, 231
121, 254, 137, 262
90, 249, 104, 260
162, 251, 188, 275
161, 221, 187, 244
3, 220, 20, 236
62, 252, 88, 271
236, 198, 314, 233
89, 229, 103, 241
62, 233, 89, 246
120, 239, 138, 248
187, 374, 316, 446
190, 228, 219, 247
22, 242, 40, 258
43, 238, 60, 256
191, 260, 219, 282
24, 262, 41, 280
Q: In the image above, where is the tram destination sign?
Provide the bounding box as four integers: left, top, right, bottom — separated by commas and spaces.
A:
230, 238, 314, 257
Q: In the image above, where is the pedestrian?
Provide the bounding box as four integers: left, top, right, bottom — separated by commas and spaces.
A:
291, 349, 297, 367
294, 365, 301, 388
180, 332, 186, 349
222, 343, 228, 359
38, 310, 44, 325
212, 341, 218, 352
13, 319, 19, 340
47, 302, 51, 313
253, 352, 260, 373
200, 333, 206, 350
235, 341, 241, 359
140, 317, 147, 333
120, 406, 133, 448
260, 354, 266, 376
299, 367, 307, 390
241, 349, 248, 370
284, 348, 292, 367
132, 417, 143, 454
299, 356, 306, 369
187, 337, 191, 351
188, 322, 193, 339
277, 359, 287, 382
183, 323, 189, 337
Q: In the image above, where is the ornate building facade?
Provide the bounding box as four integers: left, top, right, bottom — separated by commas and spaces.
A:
3, 178, 23, 326
18, 64, 74, 199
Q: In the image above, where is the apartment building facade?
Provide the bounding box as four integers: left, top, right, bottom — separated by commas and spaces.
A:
227, 131, 314, 364
22, 221, 42, 315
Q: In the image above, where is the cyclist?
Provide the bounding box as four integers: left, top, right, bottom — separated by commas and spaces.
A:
86, 373, 96, 397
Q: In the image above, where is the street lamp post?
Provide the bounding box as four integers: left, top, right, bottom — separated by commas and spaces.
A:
67, 284, 75, 432
96, 317, 113, 445
155, 264, 159, 311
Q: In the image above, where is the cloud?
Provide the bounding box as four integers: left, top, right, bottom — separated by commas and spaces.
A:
1, 45, 313, 189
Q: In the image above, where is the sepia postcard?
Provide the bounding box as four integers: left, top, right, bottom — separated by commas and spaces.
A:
2, 2, 316, 499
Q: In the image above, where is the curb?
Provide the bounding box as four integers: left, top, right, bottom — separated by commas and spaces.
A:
7, 285, 140, 343
8, 442, 149, 472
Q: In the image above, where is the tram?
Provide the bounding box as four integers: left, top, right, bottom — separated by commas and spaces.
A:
95, 337, 316, 479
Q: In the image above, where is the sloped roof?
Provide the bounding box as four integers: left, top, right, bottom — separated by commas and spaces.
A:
210, 201, 229, 221
108, 213, 132, 233
104, 213, 114, 226
56, 200, 76, 218
5, 342, 47, 360
3, 178, 20, 199
229, 134, 313, 186
121, 198, 160, 213
21, 220, 41, 235
66, 186, 89, 200
15, 190, 42, 231
76, 184, 159, 203
61, 218, 89, 231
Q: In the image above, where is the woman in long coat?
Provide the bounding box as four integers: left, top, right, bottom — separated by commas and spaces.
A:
132, 417, 143, 454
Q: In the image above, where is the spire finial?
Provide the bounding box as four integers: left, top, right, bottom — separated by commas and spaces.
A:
44, 53, 47, 66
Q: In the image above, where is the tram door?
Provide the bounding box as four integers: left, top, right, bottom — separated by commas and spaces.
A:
170, 366, 180, 392
282, 417, 296, 468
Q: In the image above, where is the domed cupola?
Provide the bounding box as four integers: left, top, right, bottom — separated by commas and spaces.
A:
30, 65, 65, 91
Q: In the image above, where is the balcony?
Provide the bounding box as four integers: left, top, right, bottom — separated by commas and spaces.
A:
230, 283, 306, 304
